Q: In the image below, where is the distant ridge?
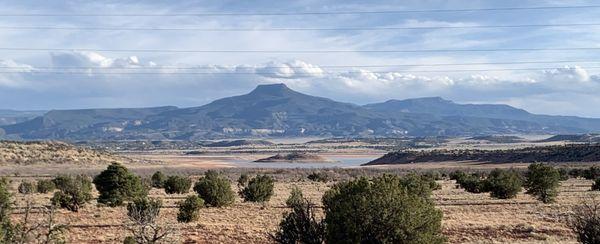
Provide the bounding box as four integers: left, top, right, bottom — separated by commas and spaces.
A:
2, 83, 600, 140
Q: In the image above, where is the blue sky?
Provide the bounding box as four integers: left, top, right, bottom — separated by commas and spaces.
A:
1, 0, 600, 117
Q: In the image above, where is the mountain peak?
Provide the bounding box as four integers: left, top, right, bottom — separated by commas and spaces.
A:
249, 83, 296, 96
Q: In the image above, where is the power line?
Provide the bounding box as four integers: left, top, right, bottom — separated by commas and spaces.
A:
0, 60, 599, 70
1, 47, 600, 53
0, 23, 598, 31
1, 5, 599, 17
2, 66, 598, 75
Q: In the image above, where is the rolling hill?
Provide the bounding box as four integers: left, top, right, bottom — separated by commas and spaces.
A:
2, 83, 600, 140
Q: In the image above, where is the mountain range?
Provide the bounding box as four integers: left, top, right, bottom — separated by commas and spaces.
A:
2, 83, 599, 140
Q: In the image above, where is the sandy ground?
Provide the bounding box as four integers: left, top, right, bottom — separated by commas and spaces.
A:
6, 177, 599, 243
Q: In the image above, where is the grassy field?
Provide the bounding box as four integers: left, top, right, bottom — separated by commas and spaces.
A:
6, 175, 598, 243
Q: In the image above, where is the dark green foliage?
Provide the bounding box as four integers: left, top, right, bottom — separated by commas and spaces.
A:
18, 181, 36, 194
456, 174, 489, 193
558, 168, 570, 181
583, 166, 600, 180
126, 197, 162, 225
307, 172, 329, 182
237, 173, 249, 188
193, 170, 235, 207
285, 186, 304, 208
163, 175, 192, 194
366, 144, 600, 165
322, 174, 445, 244
51, 175, 93, 212
150, 171, 166, 188
123, 236, 136, 244
524, 163, 561, 203
398, 173, 438, 198
0, 178, 13, 242
569, 168, 586, 178
93, 163, 147, 207
569, 199, 600, 244
485, 169, 523, 199
177, 195, 204, 223
592, 178, 600, 191
36, 179, 56, 193
449, 170, 468, 181
52, 175, 71, 190
241, 175, 275, 202
271, 199, 325, 244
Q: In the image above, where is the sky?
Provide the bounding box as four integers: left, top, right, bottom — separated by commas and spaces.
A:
1, 0, 600, 117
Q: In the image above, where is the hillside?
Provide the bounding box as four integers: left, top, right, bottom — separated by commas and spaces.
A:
0, 140, 129, 165
0, 109, 46, 126
2, 84, 600, 140
364, 143, 600, 165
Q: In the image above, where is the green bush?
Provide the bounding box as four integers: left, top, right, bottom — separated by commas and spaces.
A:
127, 197, 161, 225
307, 172, 329, 182
36, 179, 56, 193
0, 178, 13, 242
51, 175, 93, 212
322, 174, 445, 243
151, 171, 166, 188
123, 236, 136, 244
457, 174, 489, 193
272, 199, 325, 244
177, 195, 204, 223
163, 175, 192, 194
193, 170, 235, 207
241, 175, 275, 202
486, 169, 523, 199
18, 181, 36, 194
569, 168, 586, 178
524, 163, 561, 203
285, 186, 304, 208
558, 168, 570, 181
584, 166, 600, 180
592, 178, 600, 191
93, 163, 147, 207
237, 173, 249, 188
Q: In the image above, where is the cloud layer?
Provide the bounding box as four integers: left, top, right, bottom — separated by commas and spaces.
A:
1, 51, 600, 117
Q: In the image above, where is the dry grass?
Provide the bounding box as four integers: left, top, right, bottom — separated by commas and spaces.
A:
4, 176, 599, 243
0, 141, 129, 166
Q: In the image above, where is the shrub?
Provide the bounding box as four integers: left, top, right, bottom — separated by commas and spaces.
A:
271, 199, 325, 244
237, 173, 249, 188
123, 236, 136, 244
93, 163, 147, 207
51, 175, 93, 212
307, 172, 329, 182
322, 174, 445, 243
18, 181, 36, 194
584, 166, 600, 180
177, 195, 204, 223
0, 179, 13, 242
127, 197, 162, 225
592, 178, 600, 191
125, 197, 170, 243
524, 163, 561, 203
569, 198, 600, 244
486, 169, 523, 199
52, 175, 71, 190
150, 171, 166, 188
285, 186, 304, 208
241, 175, 275, 202
36, 179, 56, 193
558, 168, 570, 181
570, 168, 586, 179
193, 170, 235, 207
163, 175, 192, 194
457, 174, 489, 193
449, 170, 468, 182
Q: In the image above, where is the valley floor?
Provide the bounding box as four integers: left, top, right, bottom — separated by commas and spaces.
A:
6, 177, 597, 243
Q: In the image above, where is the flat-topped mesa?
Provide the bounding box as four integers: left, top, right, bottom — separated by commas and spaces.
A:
248, 83, 297, 97
254, 152, 335, 163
